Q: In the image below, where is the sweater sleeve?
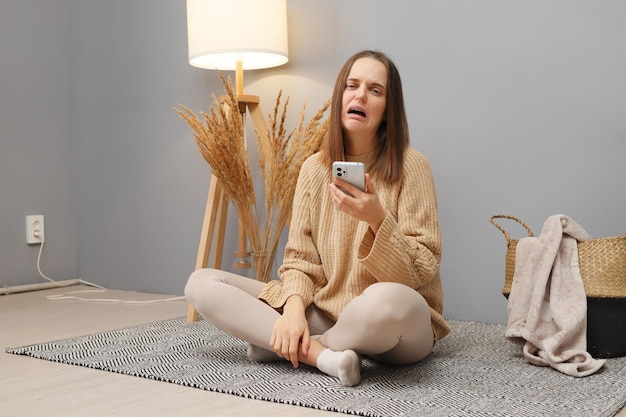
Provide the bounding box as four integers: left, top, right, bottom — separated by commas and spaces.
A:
258, 156, 327, 309
358, 150, 442, 289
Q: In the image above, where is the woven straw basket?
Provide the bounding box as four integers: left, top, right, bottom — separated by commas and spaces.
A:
489, 214, 626, 298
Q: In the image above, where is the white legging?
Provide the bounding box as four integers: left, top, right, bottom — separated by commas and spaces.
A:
185, 268, 435, 365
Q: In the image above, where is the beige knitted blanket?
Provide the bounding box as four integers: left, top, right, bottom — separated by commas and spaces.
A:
505, 214, 606, 376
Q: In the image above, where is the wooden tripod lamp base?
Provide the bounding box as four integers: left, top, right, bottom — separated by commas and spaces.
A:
186, 67, 271, 322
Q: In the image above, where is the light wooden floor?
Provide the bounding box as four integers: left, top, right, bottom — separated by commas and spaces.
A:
2, 285, 624, 417
0, 285, 339, 417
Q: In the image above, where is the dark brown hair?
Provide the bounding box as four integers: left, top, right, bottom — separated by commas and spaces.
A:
324, 50, 409, 183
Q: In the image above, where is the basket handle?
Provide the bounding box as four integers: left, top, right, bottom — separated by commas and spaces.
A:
489, 214, 534, 243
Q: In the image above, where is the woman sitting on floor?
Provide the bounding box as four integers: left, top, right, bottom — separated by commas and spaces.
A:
185, 50, 450, 387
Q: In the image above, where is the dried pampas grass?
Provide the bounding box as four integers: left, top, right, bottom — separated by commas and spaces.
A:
175, 74, 329, 282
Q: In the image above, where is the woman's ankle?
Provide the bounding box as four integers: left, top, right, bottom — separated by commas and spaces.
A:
298, 337, 326, 367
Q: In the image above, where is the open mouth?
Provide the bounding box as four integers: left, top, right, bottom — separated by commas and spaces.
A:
348, 108, 366, 117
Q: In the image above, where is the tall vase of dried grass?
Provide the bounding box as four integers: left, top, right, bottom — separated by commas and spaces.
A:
176, 74, 330, 283
251, 250, 276, 283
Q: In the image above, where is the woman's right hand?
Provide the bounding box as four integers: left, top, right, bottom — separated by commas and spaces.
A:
270, 295, 310, 368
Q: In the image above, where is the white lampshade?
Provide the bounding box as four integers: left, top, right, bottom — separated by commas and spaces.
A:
186, 0, 289, 71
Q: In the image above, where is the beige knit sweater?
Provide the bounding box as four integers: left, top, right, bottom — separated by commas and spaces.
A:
259, 148, 450, 341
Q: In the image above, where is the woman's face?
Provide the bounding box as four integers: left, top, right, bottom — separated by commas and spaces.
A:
341, 57, 388, 143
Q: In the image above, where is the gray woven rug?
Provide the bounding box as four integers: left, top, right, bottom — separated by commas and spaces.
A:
7, 318, 626, 417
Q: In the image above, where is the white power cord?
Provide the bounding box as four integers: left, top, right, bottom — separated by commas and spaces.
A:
36, 240, 185, 304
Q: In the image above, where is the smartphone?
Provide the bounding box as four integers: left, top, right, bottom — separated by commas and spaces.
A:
332, 161, 366, 196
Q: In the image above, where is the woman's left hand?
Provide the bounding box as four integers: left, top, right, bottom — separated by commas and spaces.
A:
330, 174, 387, 233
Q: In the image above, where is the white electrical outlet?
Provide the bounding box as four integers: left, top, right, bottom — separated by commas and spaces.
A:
26, 215, 44, 244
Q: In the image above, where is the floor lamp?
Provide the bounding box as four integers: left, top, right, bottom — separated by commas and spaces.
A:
185, 0, 289, 322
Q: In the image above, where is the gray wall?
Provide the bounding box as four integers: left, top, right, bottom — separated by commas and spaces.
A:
1, 0, 77, 285
1, 0, 625, 324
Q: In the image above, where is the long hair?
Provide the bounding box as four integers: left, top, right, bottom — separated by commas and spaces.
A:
324, 50, 409, 183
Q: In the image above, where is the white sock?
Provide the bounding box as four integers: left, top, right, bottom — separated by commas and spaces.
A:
246, 344, 280, 362
316, 348, 361, 387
